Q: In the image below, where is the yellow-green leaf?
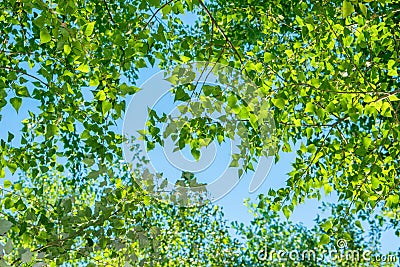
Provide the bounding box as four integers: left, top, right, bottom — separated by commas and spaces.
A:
3, 180, 12, 188
85, 22, 95, 36
102, 101, 112, 114
77, 64, 89, 73
343, 1, 354, 18
180, 55, 191, 62
64, 44, 71, 55
319, 234, 330, 245
359, 3, 367, 16
371, 177, 379, 189
264, 52, 274, 63
40, 29, 51, 44
272, 98, 285, 110
305, 102, 315, 113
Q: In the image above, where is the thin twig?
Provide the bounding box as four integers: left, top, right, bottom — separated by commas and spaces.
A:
198, 0, 252, 78
0, 66, 49, 87
103, 0, 116, 24
144, 0, 176, 30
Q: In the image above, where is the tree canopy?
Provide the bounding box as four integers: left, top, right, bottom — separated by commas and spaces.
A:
0, 0, 399, 266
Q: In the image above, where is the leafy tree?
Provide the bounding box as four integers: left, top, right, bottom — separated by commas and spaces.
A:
0, 0, 399, 266
0, 0, 234, 265
146, 0, 400, 241
234, 198, 398, 266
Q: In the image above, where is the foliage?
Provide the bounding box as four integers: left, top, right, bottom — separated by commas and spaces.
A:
171, 0, 400, 216
0, 152, 239, 266
234, 198, 398, 266
0, 0, 399, 266
148, 0, 400, 236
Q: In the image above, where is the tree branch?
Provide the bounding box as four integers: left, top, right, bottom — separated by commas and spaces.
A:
144, 0, 176, 30
103, 0, 116, 25
0, 66, 49, 87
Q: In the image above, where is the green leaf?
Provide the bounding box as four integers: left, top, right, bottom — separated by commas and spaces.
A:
319, 234, 330, 245
371, 177, 379, 189
102, 101, 112, 115
180, 55, 191, 62
64, 44, 71, 55
40, 29, 51, 44
282, 206, 291, 219
255, 62, 263, 72
387, 195, 399, 206
120, 83, 140, 95
305, 102, 315, 113
362, 137, 372, 149
15, 86, 30, 97
229, 159, 239, 167
46, 124, 58, 139
3, 180, 12, 188
84, 22, 95, 36
174, 87, 190, 102
321, 220, 333, 232
7, 132, 14, 142
217, 135, 224, 144
227, 95, 237, 108
191, 148, 200, 161
148, 0, 161, 7
238, 107, 249, 120
0, 219, 13, 235
323, 184, 333, 195
162, 4, 172, 15
272, 98, 285, 110
13, 183, 22, 191
270, 203, 281, 212
10, 97, 22, 113
96, 90, 107, 101
388, 95, 400, 101
381, 101, 392, 116
342, 1, 354, 18
202, 85, 213, 96
77, 64, 90, 73
264, 52, 273, 63
359, 3, 367, 16
249, 114, 258, 129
